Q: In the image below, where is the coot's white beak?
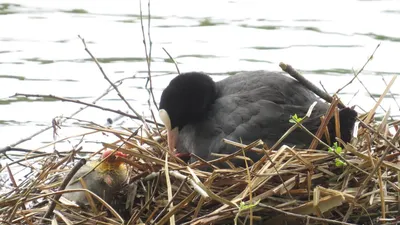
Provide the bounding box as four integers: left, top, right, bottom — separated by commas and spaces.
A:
159, 109, 178, 152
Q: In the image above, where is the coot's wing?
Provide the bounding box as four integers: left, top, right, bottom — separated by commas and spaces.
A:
215, 71, 318, 106
177, 93, 328, 165
209, 96, 328, 164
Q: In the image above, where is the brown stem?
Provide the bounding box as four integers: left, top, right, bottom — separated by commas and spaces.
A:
279, 62, 345, 109
42, 159, 86, 220
13, 93, 163, 126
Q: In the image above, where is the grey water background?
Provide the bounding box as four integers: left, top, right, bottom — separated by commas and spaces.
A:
1, 0, 400, 152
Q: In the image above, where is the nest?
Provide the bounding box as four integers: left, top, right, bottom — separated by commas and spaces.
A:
1, 91, 400, 225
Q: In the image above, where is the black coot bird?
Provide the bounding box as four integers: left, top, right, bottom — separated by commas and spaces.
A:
159, 71, 357, 166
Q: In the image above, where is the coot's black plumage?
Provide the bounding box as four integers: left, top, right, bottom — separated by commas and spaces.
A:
159, 71, 357, 166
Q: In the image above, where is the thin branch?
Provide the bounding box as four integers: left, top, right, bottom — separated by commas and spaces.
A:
162, 47, 180, 74
151, 174, 187, 225
309, 97, 339, 148
148, 0, 152, 70
140, 0, 159, 110
259, 203, 356, 225
319, 81, 328, 94
78, 35, 143, 120
42, 159, 86, 220
279, 62, 344, 108
382, 76, 400, 111
2, 76, 133, 149
13, 93, 163, 126
346, 89, 360, 106
336, 43, 380, 94
353, 67, 389, 115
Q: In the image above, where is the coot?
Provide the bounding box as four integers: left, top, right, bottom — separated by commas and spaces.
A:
159, 71, 357, 166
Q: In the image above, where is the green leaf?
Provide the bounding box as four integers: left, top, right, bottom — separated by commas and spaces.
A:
335, 146, 342, 154
289, 114, 303, 124
239, 200, 261, 211
330, 142, 342, 154
335, 158, 346, 167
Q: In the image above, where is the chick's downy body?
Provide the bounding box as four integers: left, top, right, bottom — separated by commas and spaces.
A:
63, 151, 128, 206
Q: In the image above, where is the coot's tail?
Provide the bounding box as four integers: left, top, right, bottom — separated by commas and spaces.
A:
327, 107, 358, 144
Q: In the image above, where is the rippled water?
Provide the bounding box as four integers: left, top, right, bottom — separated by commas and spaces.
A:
1, 0, 400, 150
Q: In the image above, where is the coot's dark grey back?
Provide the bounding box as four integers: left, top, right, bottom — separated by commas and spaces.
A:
177, 71, 329, 165
216, 71, 318, 106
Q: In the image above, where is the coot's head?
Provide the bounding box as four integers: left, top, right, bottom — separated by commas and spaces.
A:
159, 72, 217, 151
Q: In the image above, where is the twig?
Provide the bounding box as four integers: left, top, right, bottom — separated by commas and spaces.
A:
358, 119, 400, 154
157, 192, 198, 225
181, 207, 238, 225
2, 76, 133, 149
279, 62, 345, 108
0, 150, 29, 168
162, 47, 180, 74
309, 97, 339, 149
59, 116, 105, 128
78, 35, 142, 120
259, 203, 356, 225
0, 147, 46, 155
13, 93, 162, 126
364, 76, 397, 124
152, 177, 187, 224
336, 44, 380, 94
0, 153, 54, 174
42, 159, 86, 220
382, 76, 400, 111
319, 81, 328, 94
5, 164, 20, 196
353, 67, 390, 115
169, 170, 209, 198
147, 0, 153, 79
139, 0, 158, 110
346, 89, 360, 106
337, 43, 390, 116
164, 153, 176, 225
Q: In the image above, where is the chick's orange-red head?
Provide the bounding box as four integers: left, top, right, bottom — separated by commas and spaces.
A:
101, 150, 128, 161
93, 150, 128, 175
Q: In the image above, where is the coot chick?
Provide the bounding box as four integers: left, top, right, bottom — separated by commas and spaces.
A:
63, 150, 128, 206
159, 71, 357, 166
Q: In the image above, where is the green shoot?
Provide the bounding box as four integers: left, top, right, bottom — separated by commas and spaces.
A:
239, 200, 260, 211
335, 158, 346, 167
289, 114, 303, 124
234, 200, 260, 225
328, 142, 342, 154
329, 142, 346, 167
